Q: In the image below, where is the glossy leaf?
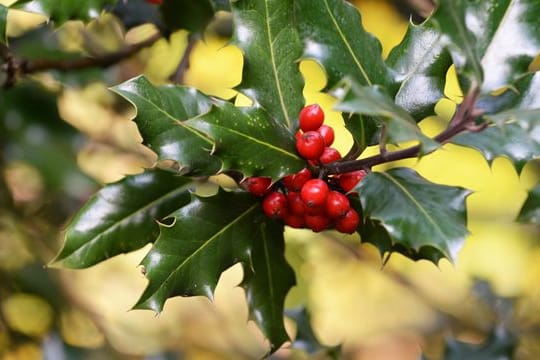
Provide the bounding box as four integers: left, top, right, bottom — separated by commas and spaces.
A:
55, 169, 193, 268
517, 184, 540, 224
335, 81, 438, 153
295, 0, 396, 92
135, 189, 258, 310
344, 113, 380, 154
357, 168, 470, 263
386, 20, 452, 120
186, 100, 304, 180
432, 0, 540, 93
111, 76, 221, 176
11, 0, 118, 24
231, 0, 304, 129
160, 0, 214, 34
0, 4, 7, 45
452, 108, 540, 172
242, 221, 295, 352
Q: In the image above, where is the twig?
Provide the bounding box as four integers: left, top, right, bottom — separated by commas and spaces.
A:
169, 33, 199, 84
2, 32, 162, 87
324, 86, 482, 175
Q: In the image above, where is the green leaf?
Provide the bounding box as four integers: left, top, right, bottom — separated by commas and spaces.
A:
111, 76, 221, 176
11, 0, 118, 24
186, 100, 304, 179
55, 169, 193, 268
386, 20, 452, 120
242, 221, 295, 352
344, 113, 380, 154
0, 4, 7, 45
160, 0, 214, 34
335, 81, 438, 153
518, 184, 540, 224
358, 168, 470, 263
452, 108, 540, 172
135, 189, 258, 309
430, 0, 484, 86
478, 72, 540, 114
440, 327, 516, 360
432, 0, 540, 93
231, 0, 304, 129
295, 0, 396, 92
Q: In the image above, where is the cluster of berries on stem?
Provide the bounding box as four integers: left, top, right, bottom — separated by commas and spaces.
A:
243, 104, 367, 234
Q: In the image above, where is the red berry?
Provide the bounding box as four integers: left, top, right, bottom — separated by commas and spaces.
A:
295, 130, 303, 141
304, 214, 331, 232
319, 147, 342, 165
299, 104, 325, 132
287, 192, 306, 215
244, 176, 271, 197
317, 124, 335, 146
325, 191, 351, 219
284, 213, 305, 228
300, 179, 329, 208
262, 192, 288, 219
338, 170, 367, 193
334, 208, 360, 234
296, 131, 325, 160
146, 0, 163, 4
291, 168, 312, 192
283, 174, 295, 191
305, 203, 325, 215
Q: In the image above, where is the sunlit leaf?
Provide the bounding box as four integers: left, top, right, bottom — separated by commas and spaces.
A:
186, 100, 304, 179
358, 168, 470, 263
111, 76, 221, 176
335, 80, 438, 153
232, 0, 304, 129
55, 169, 192, 268
387, 20, 452, 120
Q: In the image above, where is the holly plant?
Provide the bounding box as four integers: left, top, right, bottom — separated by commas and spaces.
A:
2, 0, 539, 357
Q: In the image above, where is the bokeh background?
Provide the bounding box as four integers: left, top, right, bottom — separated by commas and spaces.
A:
1, 0, 539, 359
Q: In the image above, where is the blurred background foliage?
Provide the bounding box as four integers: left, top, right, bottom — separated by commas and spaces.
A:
0, 0, 539, 359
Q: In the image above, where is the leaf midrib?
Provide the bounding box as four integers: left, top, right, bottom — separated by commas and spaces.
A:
379, 171, 449, 242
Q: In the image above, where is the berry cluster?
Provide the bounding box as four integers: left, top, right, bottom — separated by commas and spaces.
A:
243, 104, 367, 234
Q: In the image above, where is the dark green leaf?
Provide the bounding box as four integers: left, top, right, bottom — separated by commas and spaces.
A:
386, 20, 452, 120
517, 184, 540, 224
212, 0, 229, 11
0, 4, 7, 45
430, 0, 484, 86
452, 109, 540, 172
11, 0, 118, 24
441, 327, 516, 360
160, 0, 214, 34
111, 76, 221, 176
54, 169, 192, 268
186, 101, 304, 180
432, 0, 540, 93
295, 0, 396, 92
242, 221, 295, 352
335, 81, 438, 153
135, 189, 259, 310
344, 113, 380, 154
232, 0, 304, 129
286, 307, 340, 356
111, 0, 163, 33
477, 72, 540, 114
358, 168, 470, 263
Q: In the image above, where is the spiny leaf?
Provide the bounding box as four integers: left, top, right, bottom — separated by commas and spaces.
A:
295, 0, 396, 92
452, 108, 540, 172
357, 168, 470, 263
54, 169, 192, 268
232, 0, 304, 129
11, 0, 118, 24
431, 0, 484, 86
135, 189, 259, 311
186, 101, 305, 180
111, 76, 221, 176
0, 4, 7, 45
517, 183, 540, 225
242, 221, 295, 352
387, 20, 452, 120
335, 80, 438, 154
